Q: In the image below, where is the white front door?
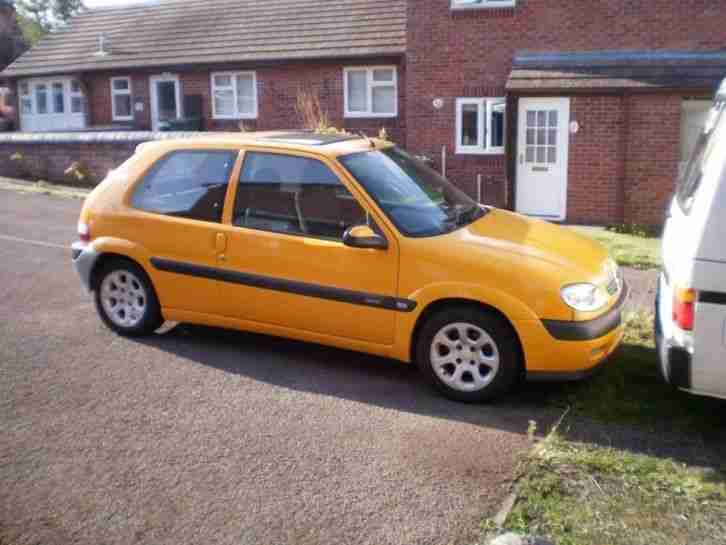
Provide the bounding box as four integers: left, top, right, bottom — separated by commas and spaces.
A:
516, 97, 570, 220
149, 74, 181, 131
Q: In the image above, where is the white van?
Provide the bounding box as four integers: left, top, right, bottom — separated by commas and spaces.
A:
656, 79, 726, 400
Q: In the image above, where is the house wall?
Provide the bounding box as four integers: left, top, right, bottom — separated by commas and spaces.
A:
83, 58, 406, 144
406, 0, 726, 226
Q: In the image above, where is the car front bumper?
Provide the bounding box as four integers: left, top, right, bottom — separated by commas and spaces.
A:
72, 241, 100, 293
524, 283, 629, 381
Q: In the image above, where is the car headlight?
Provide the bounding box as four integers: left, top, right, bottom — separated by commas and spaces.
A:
561, 283, 609, 312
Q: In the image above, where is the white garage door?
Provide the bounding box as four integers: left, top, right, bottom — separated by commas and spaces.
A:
19, 77, 86, 132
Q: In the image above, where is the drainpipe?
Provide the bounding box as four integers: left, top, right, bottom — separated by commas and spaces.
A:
441, 145, 447, 178
477, 174, 483, 203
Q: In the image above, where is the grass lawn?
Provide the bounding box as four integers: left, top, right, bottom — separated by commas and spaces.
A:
493, 433, 726, 545
572, 226, 661, 270
485, 311, 726, 544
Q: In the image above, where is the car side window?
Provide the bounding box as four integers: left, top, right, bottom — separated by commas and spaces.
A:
132, 150, 237, 223
233, 151, 369, 240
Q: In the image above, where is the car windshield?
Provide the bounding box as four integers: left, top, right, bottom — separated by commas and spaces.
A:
339, 146, 487, 237
676, 99, 726, 214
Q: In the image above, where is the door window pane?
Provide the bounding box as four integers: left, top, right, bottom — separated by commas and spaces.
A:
114, 94, 132, 118
234, 152, 368, 240
132, 150, 237, 223
52, 82, 65, 113
113, 78, 130, 91
347, 70, 367, 112
36, 85, 47, 114
71, 96, 83, 114
461, 103, 479, 146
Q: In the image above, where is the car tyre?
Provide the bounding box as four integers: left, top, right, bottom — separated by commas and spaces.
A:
416, 306, 520, 403
93, 258, 163, 337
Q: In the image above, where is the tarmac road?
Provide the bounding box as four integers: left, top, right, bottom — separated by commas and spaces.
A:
0, 189, 545, 545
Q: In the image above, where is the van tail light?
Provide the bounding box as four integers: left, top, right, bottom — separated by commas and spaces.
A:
673, 286, 696, 331
78, 221, 90, 243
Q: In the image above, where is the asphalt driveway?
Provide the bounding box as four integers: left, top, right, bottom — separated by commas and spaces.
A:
0, 189, 552, 545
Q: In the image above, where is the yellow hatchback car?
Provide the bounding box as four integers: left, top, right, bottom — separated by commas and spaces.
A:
72, 132, 627, 402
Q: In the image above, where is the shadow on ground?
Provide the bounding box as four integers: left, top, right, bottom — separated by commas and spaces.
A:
137, 324, 726, 468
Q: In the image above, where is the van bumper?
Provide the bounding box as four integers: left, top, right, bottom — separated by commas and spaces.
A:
523, 283, 628, 381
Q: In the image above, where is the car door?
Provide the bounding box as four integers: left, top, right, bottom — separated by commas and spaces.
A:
127, 147, 240, 316
214, 148, 400, 346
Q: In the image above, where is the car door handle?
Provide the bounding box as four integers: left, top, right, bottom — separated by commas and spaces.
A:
215, 233, 227, 253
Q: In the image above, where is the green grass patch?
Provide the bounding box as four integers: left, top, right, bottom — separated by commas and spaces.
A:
491, 433, 726, 545
524, 310, 726, 435
572, 226, 661, 270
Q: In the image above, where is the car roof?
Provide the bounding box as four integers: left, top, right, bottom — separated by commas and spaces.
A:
143, 131, 393, 158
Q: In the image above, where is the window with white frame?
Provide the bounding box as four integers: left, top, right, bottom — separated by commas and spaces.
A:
455, 97, 506, 154
111, 77, 132, 121
211, 72, 258, 119
344, 66, 397, 118
451, 0, 516, 9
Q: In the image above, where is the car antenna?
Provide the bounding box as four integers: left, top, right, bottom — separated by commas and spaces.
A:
358, 131, 375, 149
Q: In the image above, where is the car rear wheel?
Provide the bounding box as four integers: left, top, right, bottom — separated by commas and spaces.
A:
416, 307, 520, 402
94, 259, 162, 337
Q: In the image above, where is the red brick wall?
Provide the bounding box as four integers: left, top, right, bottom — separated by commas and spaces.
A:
624, 94, 682, 227
82, 59, 406, 143
406, 0, 726, 225
566, 95, 626, 225
0, 141, 138, 183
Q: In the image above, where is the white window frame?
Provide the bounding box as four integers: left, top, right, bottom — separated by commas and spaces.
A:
110, 76, 133, 121
344, 66, 398, 118
210, 71, 258, 120
455, 97, 506, 155
451, 0, 516, 10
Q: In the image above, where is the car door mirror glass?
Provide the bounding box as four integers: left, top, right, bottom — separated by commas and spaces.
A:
342, 225, 388, 250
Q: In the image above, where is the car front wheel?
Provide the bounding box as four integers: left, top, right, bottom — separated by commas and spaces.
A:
417, 307, 520, 402
94, 259, 163, 337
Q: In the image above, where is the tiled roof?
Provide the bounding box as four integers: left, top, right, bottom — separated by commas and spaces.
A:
2, 0, 406, 78
508, 49, 726, 91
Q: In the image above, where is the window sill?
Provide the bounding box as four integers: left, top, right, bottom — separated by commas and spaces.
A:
212, 115, 258, 120
451, 2, 516, 10
344, 112, 398, 119
112, 117, 134, 122
455, 148, 505, 156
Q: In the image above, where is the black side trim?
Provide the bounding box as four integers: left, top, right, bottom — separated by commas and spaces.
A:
542, 282, 630, 341
700, 291, 726, 305
667, 347, 692, 389
150, 258, 417, 313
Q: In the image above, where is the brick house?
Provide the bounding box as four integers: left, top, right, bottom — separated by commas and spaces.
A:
3, 0, 726, 227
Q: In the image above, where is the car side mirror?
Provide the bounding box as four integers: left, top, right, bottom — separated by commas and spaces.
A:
342, 225, 388, 250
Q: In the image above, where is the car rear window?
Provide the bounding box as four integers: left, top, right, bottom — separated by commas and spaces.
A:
676, 100, 726, 214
